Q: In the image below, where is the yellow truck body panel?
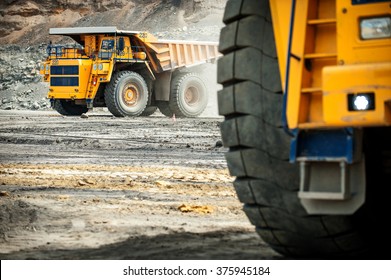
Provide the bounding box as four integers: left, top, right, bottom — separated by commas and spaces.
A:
270, 0, 391, 129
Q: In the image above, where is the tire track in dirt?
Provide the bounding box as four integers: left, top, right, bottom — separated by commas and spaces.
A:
0, 111, 283, 259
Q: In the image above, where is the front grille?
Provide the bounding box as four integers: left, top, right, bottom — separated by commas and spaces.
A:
51, 77, 79, 86
50, 66, 79, 75
352, 0, 389, 4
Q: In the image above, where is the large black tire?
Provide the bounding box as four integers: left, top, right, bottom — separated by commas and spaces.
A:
218, 0, 391, 258
53, 100, 88, 116
169, 72, 208, 118
104, 71, 148, 117
140, 72, 157, 116
156, 101, 173, 117
140, 105, 158, 116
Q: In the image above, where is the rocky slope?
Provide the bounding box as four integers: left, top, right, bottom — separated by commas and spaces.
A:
0, 0, 226, 111
0, 0, 226, 45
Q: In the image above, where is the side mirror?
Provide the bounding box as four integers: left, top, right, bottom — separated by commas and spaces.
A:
118, 37, 125, 51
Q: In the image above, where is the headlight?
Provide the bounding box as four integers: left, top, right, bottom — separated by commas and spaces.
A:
98, 64, 103, 70
46, 64, 50, 71
348, 93, 375, 111
360, 17, 391, 40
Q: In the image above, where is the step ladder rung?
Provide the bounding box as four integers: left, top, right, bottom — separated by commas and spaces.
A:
307, 18, 337, 25
301, 87, 322, 93
304, 53, 337, 59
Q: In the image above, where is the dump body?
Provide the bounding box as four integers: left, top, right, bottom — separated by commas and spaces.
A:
138, 37, 220, 73
40, 26, 220, 117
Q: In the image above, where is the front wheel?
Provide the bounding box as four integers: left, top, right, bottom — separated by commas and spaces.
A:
104, 71, 148, 117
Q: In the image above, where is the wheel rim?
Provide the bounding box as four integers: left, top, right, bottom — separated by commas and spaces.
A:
122, 84, 139, 107
184, 86, 200, 107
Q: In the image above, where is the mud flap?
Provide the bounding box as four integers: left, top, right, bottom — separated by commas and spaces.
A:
154, 71, 172, 101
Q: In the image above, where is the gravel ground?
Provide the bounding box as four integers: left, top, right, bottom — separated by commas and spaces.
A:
0, 0, 285, 261
0, 110, 283, 260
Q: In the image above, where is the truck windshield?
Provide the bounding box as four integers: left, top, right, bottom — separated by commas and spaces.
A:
102, 40, 114, 50
352, 0, 389, 4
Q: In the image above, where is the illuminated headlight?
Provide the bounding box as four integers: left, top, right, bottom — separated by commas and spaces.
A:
360, 17, 391, 40
348, 93, 375, 111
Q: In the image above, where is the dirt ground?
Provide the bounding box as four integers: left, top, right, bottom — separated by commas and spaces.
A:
0, 109, 283, 260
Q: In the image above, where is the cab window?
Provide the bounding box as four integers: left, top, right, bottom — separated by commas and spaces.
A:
101, 40, 114, 50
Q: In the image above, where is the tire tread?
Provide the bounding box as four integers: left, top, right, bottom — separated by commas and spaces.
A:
218, 0, 371, 258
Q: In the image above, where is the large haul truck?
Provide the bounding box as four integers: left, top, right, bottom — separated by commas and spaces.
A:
218, 0, 391, 257
40, 26, 220, 117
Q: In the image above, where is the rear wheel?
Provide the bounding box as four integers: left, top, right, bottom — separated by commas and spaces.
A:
53, 100, 88, 116
140, 73, 158, 116
218, 0, 390, 258
169, 72, 208, 118
157, 101, 173, 117
104, 71, 148, 117
140, 105, 158, 116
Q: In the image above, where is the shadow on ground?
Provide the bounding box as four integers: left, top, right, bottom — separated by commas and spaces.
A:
0, 230, 283, 260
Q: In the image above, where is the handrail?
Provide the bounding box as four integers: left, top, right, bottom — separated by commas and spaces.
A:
281, 0, 297, 137
46, 44, 148, 62
47, 44, 87, 59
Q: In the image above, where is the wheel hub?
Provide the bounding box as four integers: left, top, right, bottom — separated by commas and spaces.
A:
123, 85, 139, 106
184, 86, 199, 106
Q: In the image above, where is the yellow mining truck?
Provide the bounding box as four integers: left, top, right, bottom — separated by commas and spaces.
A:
218, 0, 391, 257
40, 26, 220, 117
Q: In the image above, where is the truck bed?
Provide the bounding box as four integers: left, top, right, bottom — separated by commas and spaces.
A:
141, 39, 220, 72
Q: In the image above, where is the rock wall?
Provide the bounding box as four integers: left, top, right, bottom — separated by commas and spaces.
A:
0, 44, 49, 110
0, 0, 129, 45
0, 0, 226, 111
0, 0, 227, 45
